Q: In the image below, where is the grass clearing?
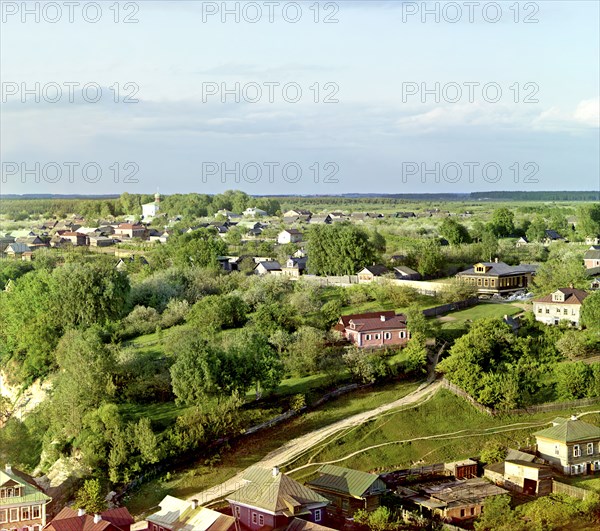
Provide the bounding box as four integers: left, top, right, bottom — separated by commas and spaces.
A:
286, 391, 600, 485
124, 379, 419, 516
439, 302, 523, 330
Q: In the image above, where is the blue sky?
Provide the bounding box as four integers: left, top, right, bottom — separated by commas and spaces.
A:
1, 0, 599, 195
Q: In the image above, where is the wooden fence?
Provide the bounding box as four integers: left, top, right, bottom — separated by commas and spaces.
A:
552, 479, 595, 500
440, 379, 496, 416
440, 378, 600, 417
422, 298, 478, 317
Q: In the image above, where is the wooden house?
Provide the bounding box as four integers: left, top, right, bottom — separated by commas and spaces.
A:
306, 465, 386, 519
226, 467, 329, 531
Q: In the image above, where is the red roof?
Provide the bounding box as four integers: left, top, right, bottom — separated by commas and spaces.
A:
47, 507, 134, 531
117, 224, 144, 230
335, 311, 407, 333
533, 288, 588, 305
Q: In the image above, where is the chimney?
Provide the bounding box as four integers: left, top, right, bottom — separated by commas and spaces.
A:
494, 257, 499, 263
272, 466, 280, 477
191, 499, 199, 510
93, 515, 101, 525
380, 315, 386, 322
4, 464, 11, 473
78, 509, 85, 517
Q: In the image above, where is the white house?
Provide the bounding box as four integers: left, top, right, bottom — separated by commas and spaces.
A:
142, 192, 161, 220
532, 287, 588, 327
243, 207, 267, 217
278, 229, 303, 245
534, 416, 600, 475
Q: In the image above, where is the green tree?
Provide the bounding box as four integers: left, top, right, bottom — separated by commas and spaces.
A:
480, 440, 507, 464
407, 239, 444, 277
402, 333, 428, 375
354, 507, 399, 531
306, 223, 377, 276
526, 216, 547, 242
555, 362, 592, 400
489, 208, 515, 237
576, 203, 600, 237
440, 218, 472, 245
581, 291, 600, 334
475, 495, 527, 531
133, 418, 160, 464
533, 255, 588, 295
75, 479, 107, 514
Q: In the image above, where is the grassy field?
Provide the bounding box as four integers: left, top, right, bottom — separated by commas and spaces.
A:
285, 391, 600, 484
123, 379, 419, 516
438, 302, 523, 330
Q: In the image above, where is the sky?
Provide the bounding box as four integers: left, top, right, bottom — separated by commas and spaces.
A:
1, 0, 599, 196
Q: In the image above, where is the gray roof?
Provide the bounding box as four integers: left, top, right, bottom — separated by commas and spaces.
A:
458, 262, 538, 277
584, 250, 600, 260
256, 261, 282, 271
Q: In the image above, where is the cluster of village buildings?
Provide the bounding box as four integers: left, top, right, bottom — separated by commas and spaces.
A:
2, 414, 599, 531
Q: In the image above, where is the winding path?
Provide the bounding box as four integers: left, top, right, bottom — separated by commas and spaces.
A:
189, 379, 442, 505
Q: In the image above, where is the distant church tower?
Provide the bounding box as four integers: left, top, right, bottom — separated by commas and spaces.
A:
142, 190, 161, 220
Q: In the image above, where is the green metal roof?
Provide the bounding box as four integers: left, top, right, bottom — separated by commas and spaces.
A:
307, 465, 387, 498
0, 468, 51, 506
227, 468, 328, 513
534, 418, 600, 443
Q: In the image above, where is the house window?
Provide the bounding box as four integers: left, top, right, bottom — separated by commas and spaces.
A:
365, 334, 371, 341
234, 507, 241, 518
7, 489, 13, 498
564, 308, 568, 315
20, 508, 29, 521
573, 445, 581, 457
554, 445, 560, 455
588, 443, 594, 455
258, 515, 264, 526
314, 510, 322, 522
546, 308, 550, 314
9, 509, 18, 522
399, 331, 405, 339
537, 308, 542, 313
0, 509, 7, 523
384, 332, 391, 340
252, 513, 257, 525
460, 509, 465, 517
31, 508, 39, 521
470, 507, 475, 516
375, 334, 380, 340
33, 527, 40, 531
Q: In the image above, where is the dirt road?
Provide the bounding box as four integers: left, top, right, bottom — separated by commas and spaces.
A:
189, 379, 442, 505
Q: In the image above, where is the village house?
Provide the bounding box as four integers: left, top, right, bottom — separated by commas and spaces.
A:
114, 223, 146, 239
534, 416, 600, 475
243, 207, 267, 218
147, 496, 234, 531
515, 236, 529, 248
5, 242, 31, 258
543, 230, 566, 244
0, 464, 51, 531
585, 236, 600, 246
285, 518, 336, 531
60, 232, 88, 246
45, 507, 134, 531
484, 449, 552, 496
532, 287, 588, 327
16, 236, 47, 249
306, 465, 387, 519
357, 265, 389, 283
397, 478, 507, 523
584, 248, 600, 269
309, 215, 332, 225
254, 261, 282, 275
226, 467, 329, 531
278, 229, 303, 245
456, 260, 537, 295
443, 460, 478, 480
334, 311, 410, 348
281, 257, 307, 278
283, 209, 312, 219
393, 266, 421, 281
88, 236, 115, 248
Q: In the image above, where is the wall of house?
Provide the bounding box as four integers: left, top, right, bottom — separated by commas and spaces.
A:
348, 330, 409, 348
533, 303, 581, 325
537, 438, 600, 474
0, 502, 47, 530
